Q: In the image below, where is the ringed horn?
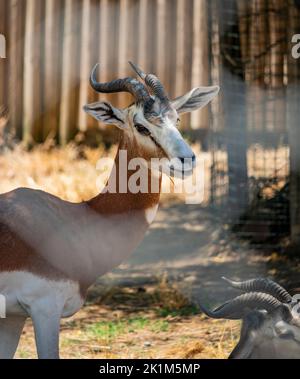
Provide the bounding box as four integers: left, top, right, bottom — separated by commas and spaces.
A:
222, 277, 292, 303
129, 61, 170, 106
199, 292, 288, 320
89, 63, 153, 105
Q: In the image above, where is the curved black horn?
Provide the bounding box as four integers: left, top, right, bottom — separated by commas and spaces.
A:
129, 61, 169, 105
90, 63, 152, 105
222, 277, 292, 303
199, 292, 284, 320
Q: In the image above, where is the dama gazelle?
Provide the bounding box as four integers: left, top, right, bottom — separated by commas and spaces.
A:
200, 277, 300, 359
0, 62, 219, 359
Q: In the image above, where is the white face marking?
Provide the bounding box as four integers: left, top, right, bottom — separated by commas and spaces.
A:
0, 271, 84, 318
133, 107, 180, 156
128, 105, 195, 175
127, 106, 156, 151
144, 204, 159, 224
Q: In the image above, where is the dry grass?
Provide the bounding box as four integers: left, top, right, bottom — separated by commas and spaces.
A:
15, 281, 240, 359
0, 141, 211, 205
0, 142, 112, 203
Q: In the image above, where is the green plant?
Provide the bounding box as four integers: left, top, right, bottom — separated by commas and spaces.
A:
87, 316, 169, 341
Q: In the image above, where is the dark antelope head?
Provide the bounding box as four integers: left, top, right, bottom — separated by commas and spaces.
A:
84, 62, 219, 178
200, 277, 300, 359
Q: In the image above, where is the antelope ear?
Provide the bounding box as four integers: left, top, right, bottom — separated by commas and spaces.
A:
83, 101, 127, 129
172, 86, 220, 114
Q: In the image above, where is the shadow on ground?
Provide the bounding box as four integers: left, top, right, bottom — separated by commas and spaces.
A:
96, 203, 298, 308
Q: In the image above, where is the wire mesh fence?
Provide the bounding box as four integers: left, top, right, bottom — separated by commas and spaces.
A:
208, 0, 300, 247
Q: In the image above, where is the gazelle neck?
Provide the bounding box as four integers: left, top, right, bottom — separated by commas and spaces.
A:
87, 132, 162, 215
75, 134, 162, 289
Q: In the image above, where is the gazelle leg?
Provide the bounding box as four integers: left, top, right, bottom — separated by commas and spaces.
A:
0, 316, 26, 359
29, 298, 63, 359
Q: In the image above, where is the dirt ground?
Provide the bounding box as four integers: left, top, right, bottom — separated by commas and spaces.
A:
0, 143, 297, 359
16, 281, 239, 359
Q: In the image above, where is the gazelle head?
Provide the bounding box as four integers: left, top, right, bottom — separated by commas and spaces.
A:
84, 62, 219, 177
200, 277, 300, 359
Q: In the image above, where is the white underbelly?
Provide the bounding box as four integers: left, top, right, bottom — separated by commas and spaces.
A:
0, 271, 84, 318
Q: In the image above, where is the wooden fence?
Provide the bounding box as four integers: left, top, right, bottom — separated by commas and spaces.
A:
0, 0, 210, 145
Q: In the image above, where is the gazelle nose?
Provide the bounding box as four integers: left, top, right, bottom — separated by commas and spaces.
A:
178, 154, 196, 164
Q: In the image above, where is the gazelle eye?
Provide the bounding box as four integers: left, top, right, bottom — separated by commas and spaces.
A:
135, 124, 151, 136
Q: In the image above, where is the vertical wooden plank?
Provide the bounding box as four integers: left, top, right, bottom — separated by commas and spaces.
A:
117, 0, 130, 108
184, 0, 193, 102
156, 0, 167, 80
78, 0, 99, 131
23, 0, 43, 145
118, 0, 140, 108
148, 0, 157, 74
98, 0, 110, 109
127, 0, 139, 67
137, 0, 156, 74
59, 0, 81, 145
188, 2, 195, 130
191, 0, 209, 130
78, 0, 90, 131
165, 0, 177, 98
208, 0, 221, 204
137, 0, 148, 70
7, 0, 25, 139
44, 0, 62, 140
118, 0, 129, 78
175, 0, 186, 98
108, 0, 120, 108
96, 0, 121, 140
98, 0, 119, 110
175, 0, 192, 129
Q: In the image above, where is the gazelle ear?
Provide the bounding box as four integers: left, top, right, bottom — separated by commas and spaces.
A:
83, 101, 127, 129
172, 86, 220, 115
